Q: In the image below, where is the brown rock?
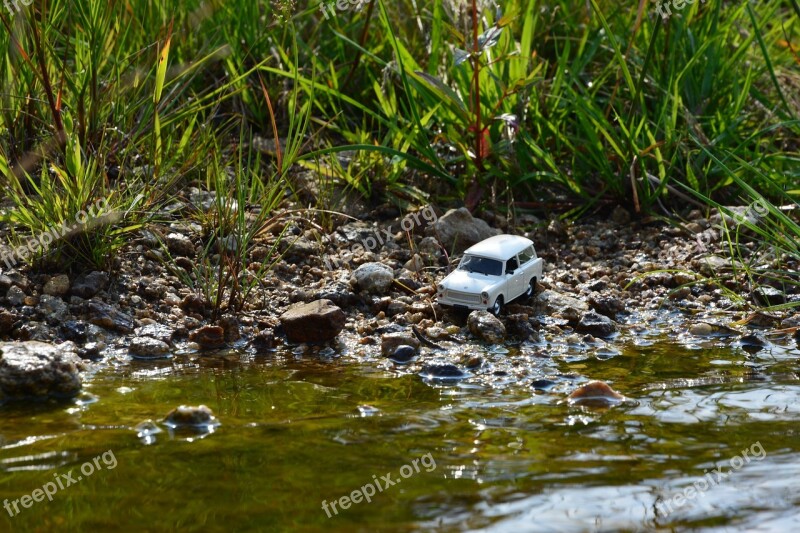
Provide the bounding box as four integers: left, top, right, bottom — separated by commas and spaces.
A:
279, 299, 346, 343
189, 325, 226, 349
568, 380, 625, 406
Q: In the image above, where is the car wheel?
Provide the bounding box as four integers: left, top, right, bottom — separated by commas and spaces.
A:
490, 296, 504, 316
525, 277, 537, 299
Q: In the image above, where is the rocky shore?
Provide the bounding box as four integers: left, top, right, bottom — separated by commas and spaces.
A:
1, 202, 798, 399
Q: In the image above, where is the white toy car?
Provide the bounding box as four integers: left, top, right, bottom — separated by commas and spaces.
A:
436, 234, 543, 315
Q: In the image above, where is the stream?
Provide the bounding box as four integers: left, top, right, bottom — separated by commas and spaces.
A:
2, 310, 800, 532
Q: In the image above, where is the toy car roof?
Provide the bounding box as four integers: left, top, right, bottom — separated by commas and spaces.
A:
462, 235, 534, 261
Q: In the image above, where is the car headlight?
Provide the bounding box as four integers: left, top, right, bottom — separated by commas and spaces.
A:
481, 291, 489, 300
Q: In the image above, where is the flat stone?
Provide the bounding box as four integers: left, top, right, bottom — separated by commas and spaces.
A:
576, 311, 617, 338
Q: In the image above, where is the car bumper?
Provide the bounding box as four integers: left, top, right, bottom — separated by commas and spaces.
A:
437, 297, 489, 311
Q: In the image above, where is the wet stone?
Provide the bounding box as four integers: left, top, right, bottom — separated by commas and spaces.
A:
387, 344, 417, 364
575, 311, 617, 338
166, 233, 195, 257
0, 341, 84, 401
134, 323, 175, 345
130, 337, 171, 359
568, 380, 625, 407
753, 286, 786, 307
419, 363, 467, 381
189, 326, 226, 349
351, 262, 394, 294
380, 332, 420, 356
467, 311, 506, 344
163, 404, 219, 429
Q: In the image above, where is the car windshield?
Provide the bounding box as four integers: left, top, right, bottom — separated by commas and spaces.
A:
458, 255, 503, 276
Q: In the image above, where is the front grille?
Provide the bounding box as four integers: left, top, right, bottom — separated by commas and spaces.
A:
446, 290, 482, 304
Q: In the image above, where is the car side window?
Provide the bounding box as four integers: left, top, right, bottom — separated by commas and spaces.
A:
518, 246, 535, 264
506, 257, 518, 273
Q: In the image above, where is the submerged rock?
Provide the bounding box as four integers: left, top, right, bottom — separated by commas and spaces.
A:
568, 380, 625, 406
419, 363, 468, 381
387, 344, 417, 364
0, 341, 84, 401
280, 299, 346, 343
467, 311, 506, 344
163, 404, 219, 428
351, 262, 394, 294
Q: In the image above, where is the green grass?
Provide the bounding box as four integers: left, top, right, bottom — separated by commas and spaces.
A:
0, 0, 797, 285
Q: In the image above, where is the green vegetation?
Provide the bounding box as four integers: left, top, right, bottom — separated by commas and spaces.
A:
0, 0, 797, 278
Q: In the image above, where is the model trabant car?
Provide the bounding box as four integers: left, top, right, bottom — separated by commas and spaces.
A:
436, 234, 543, 315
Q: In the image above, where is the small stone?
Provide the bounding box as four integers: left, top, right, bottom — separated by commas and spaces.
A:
6, 286, 25, 306
467, 311, 506, 344
688, 322, 739, 337
403, 254, 424, 272
218, 315, 240, 342
166, 233, 195, 257
38, 295, 69, 323
189, 326, 226, 349
134, 324, 175, 344
752, 286, 786, 307
71, 271, 109, 299
576, 311, 617, 338
387, 345, 417, 364
180, 294, 207, 314
87, 301, 134, 333
279, 299, 346, 343
611, 206, 631, 225
380, 332, 420, 356
130, 337, 171, 359
43, 274, 70, 297
568, 380, 624, 406
351, 262, 394, 294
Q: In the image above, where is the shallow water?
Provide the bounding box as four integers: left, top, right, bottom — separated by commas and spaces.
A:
2, 316, 800, 532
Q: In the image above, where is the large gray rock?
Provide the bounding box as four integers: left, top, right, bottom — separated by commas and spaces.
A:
280, 299, 346, 343
351, 262, 394, 294
431, 207, 500, 253
575, 311, 617, 338
0, 341, 84, 401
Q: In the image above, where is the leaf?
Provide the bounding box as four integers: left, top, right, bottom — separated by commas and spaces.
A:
453, 47, 471, 66
477, 25, 503, 51
412, 70, 468, 115
154, 22, 172, 105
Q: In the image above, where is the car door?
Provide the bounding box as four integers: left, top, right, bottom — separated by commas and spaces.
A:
505, 256, 525, 300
